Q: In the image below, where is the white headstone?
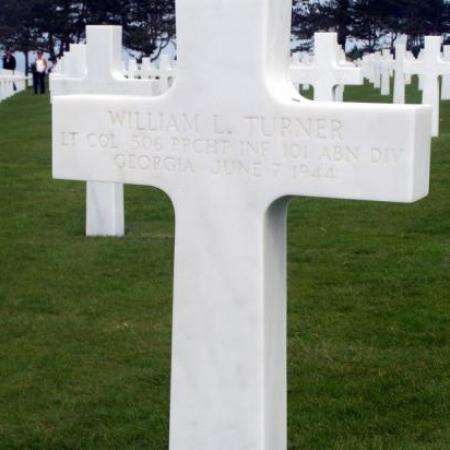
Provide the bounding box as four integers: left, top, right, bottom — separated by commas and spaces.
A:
290, 32, 362, 101
52, 3, 432, 448
405, 36, 450, 137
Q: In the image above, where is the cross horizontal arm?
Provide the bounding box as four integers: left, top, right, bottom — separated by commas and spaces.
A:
405, 36, 450, 76
53, 94, 431, 206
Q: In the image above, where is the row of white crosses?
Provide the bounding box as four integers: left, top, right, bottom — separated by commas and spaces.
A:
0, 69, 28, 102
360, 45, 414, 96
360, 36, 450, 137
394, 36, 450, 137
130, 32, 362, 103
290, 32, 363, 101
52, 0, 432, 446
126, 55, 176, 94
50, 33, 162, 237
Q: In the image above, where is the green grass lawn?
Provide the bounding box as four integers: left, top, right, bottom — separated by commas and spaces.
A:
0, 81, 449, 450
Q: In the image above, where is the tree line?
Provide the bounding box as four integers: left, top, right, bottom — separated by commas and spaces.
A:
293, 0, 450, 54
0, 0, 449, 70
0, 0, 175, 70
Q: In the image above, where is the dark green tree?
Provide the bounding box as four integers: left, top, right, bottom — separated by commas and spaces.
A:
124, 0, 176, 60
0, 0, 46, 72
292, 0, 450, 53
0, 0, 176, 64
292, 0, 354, 50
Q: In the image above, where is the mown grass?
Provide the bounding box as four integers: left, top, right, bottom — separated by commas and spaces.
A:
0, 79, 449, 449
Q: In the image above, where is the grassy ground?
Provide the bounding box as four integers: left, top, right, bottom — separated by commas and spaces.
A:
0, 80, 449, 449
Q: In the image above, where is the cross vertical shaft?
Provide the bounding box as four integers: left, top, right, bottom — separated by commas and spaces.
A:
174, 0, 293, 90
170, 190, 288, 450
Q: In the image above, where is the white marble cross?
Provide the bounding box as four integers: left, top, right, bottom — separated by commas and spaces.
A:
405, 36, 450, 137
50, 29, 157, 237
393, 40, 416, 105
52, 2, 432, 448
290, 32, 362, 101
441, 45, 450, 100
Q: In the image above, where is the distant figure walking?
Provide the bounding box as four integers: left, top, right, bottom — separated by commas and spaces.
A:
33, 50, 48, 95
2, 50, 16, 71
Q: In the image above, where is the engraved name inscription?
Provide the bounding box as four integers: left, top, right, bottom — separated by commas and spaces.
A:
59, 110, 406, 182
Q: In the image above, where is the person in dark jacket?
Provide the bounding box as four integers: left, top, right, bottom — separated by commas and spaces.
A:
2, 50, 16, 71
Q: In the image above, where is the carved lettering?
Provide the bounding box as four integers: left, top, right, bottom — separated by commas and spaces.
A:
114, 154, 195, 173
109, 111, 201, 134
211, 159, 263, 177
242, 116, 344, 140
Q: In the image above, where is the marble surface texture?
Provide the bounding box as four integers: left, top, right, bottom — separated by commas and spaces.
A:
52, 1, 432, 448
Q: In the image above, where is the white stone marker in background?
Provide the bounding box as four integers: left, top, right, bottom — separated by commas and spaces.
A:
141, 57, 159, 80
404, 51, 414, 85
441, 45, 450, 100
359, 53, 375, 85
290, 32, 362, 101
417, 50, 425, 91
51, 30, 157, 237
405, 36, 450, 137
300, 53, 312, 91
380, 49, 393, 96
394, 41, 407, 104
127, 59, 139, 79
290, 53, 311, 93
335, 47, 353, 101
52, 1, 432, 448
373, 51, 382, 89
